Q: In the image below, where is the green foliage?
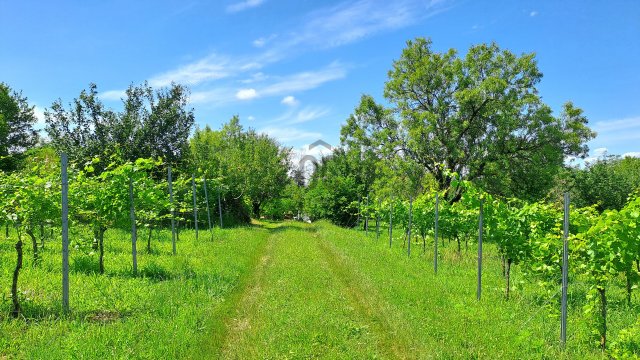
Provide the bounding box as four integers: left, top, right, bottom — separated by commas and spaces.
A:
304, 148, 371, 226
341, 38, 595, 202
189, 117, 290, 222
569, 155, 640, 211
610, 316, 640, 359
0, 83, 39, 172
45, 82, 194, 167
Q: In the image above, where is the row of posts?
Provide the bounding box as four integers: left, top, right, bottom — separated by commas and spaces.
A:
361, 191, 571, 347
61, 155, 226, 313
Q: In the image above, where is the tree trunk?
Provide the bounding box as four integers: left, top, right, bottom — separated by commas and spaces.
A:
98, 228, 105, 274
456, 235, 461, 254
505, 258, 512, 299
252, 201, 261, 218
465, 236, 468, 251
26, 228, 38, 265
11, 239, 23, 318
39, 222, 45, 249
176, 219, 180, 243
5, 223, 9, 238
147, 225, 153, 252
598, 287, 607, 350
501, 256, 506, 277
422, 234, 426, 254
626, 272, 632, 306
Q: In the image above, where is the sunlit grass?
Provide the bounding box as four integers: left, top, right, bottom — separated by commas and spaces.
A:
1, 221, 637, 358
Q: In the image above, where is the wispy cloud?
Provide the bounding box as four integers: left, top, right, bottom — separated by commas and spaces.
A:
102, 0, 450, 108
623, 152, 640, 158
32, 105, 47, 130
530, 10, 538, 17
259, 126, 322, 143
256, 0, 451, 61
99, 90, 126, 101
592, 116, 640, 133
149, 54, 261, 87
260, 62, 347, 96
188, 63, 346, 105
591, 116, 640, 143
253, 34, 277, 48
271, 106, 331, 125
593, 147, 608, 157
240, 72, 269, 84
189, 88, 236, 105
226, 0, 265, 13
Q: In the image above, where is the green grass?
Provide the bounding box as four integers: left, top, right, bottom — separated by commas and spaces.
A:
1, 225, 269, 359
1, 220, 638, 358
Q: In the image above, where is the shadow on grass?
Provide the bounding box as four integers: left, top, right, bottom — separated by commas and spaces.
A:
0, 301, 129, 324
250, 220, 317, 234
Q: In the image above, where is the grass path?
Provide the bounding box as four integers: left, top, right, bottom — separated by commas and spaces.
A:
316, 233, 418, 359
215, 222, 385, 359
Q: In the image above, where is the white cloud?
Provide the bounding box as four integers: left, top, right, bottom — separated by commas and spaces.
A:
593, 147, 608, 157
281, 95, 299, 107
259, 126, 322, 143
251, 0, 450, 63
273, 106, 330, 125
247, 115, 255, 121
591, 116, 640, 144
187, 63, 346, 105
227, 0, 265, 13
593, 116, 640, 133
189, 88, 236, 105
530, 11, 538, 17
99, 90, 126, 101
583, 147, 609, 164
261, 62, 347, 96
285, 0, 449, 49
252, 34, 277, 48
101, 0, 451, 108
32, 105, 47, 130
236, 88, 258, 100
148, 54, 261, 87
240, 72, 268, 84
623, 152, 640, 158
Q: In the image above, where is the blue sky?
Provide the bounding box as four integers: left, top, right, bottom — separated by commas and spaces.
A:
1, 0, 639, 161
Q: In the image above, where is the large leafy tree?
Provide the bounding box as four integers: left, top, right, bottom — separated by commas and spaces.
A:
0, 83, 39, 171
304, 147, 377, 226
244, 132, 291, 217
342, 38, 595, 202
45, 82, 194, 167
189, 116, 291, 221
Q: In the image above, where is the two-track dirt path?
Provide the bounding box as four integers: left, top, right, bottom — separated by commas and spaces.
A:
211, 221, 415, 359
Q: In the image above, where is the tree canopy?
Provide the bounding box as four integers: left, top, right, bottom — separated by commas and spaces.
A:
45, 82, 194, 167
190, 116, 291, 220
341, 38, 595, 202
0, 83, 39, 172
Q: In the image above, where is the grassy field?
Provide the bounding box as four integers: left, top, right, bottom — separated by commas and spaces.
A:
1, 220, 637, 358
